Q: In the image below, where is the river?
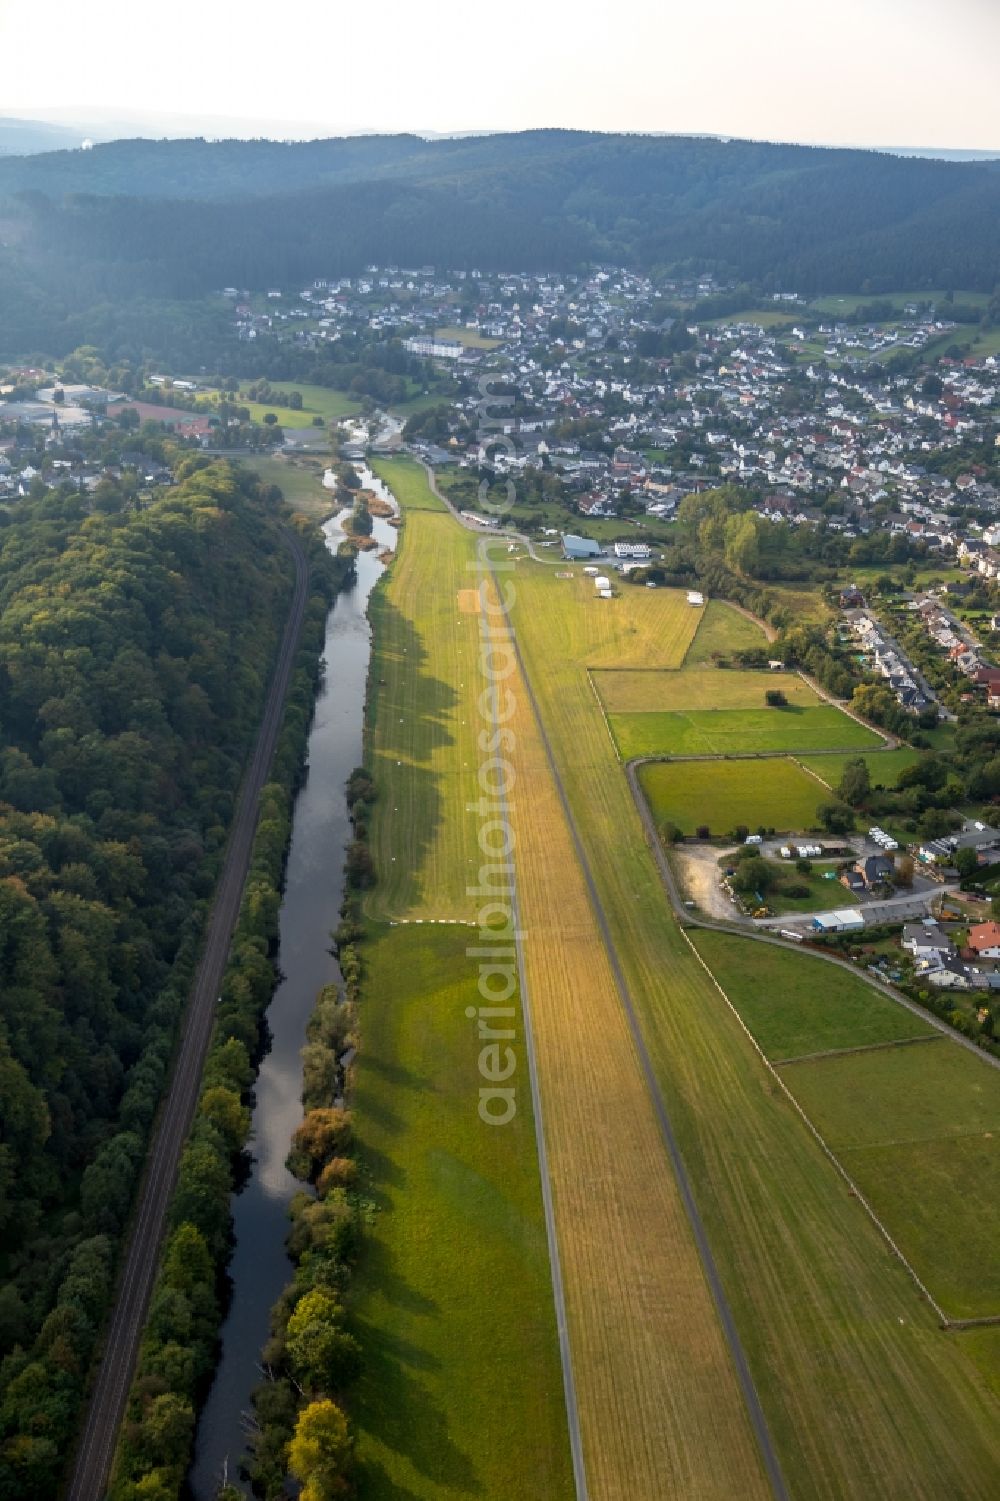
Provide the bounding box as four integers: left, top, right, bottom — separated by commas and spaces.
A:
189, 468, 397, 1498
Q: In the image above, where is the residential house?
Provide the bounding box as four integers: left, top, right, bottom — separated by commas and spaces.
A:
901, 923, 955, 967
967, 922, 1000, 960
856, 854, 895, 888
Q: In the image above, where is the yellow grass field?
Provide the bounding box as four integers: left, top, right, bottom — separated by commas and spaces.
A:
505, 559, 1000, 1498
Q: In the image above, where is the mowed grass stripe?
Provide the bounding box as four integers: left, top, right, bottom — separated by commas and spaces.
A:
611, 703, 883, 758
508, 559, 1000, 1498
503, 658, 772, 1501
365, 509, 482, 920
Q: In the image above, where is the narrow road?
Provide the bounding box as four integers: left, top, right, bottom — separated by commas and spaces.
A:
67, 526, 309, 1501
488, 552, 790, 1501
417, 459, 555, 562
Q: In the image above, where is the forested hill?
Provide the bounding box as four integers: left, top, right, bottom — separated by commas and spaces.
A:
1, 130, 999, 302
0, 461, 299, 1496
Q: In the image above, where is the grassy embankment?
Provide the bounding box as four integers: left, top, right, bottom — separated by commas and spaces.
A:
506, 563, 1000, 1497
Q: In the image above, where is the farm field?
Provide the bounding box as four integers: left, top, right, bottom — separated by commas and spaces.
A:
690, 931, 934, 1058
593, 666, 817, 713
371, 455, 449, 512
640, 756, 824, 835
348, 925, 574, 1499
799, 747, 924, 790
682, 598, 767, 663
611, 703, 883, 759
506, 552, 1000, 1496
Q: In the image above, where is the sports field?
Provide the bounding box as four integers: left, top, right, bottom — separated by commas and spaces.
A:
683, 598, 768, 663
639, 756, 824, 835
593, 666, 818, 713
505, 558, 1000, 1497
611, 703, 882, 758
349, 923, 574, 1498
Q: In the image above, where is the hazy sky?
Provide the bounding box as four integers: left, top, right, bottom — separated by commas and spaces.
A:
2, 0, 999, 149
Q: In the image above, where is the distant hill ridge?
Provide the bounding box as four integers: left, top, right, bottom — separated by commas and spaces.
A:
0, 131, 997, 358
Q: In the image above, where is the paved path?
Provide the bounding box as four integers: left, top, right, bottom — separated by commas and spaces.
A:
489, 553, 790, 1501
67, 527, 309, 1501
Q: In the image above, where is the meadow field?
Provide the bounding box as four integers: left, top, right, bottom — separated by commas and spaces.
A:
639, 756, 825, 835
683, 598, 768, 662
203, 379, 360, 429
690, 931, 934, 1059
799, 747, 924, 789
781, 1041, 1000, 1320
242, 454, 333, 518
691, 933, 1000, 1320
611, 703, 883, 758
348, 923, 574, 1499
505, 558, 1000, 1496
371, 455, 449, 512
593, 666, 817, 713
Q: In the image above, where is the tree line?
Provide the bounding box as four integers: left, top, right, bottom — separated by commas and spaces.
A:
0, 461, 337, 1498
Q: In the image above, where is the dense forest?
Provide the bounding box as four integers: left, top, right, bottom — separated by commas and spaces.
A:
0, 131, 998, 358
0, 461, 303, 1497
